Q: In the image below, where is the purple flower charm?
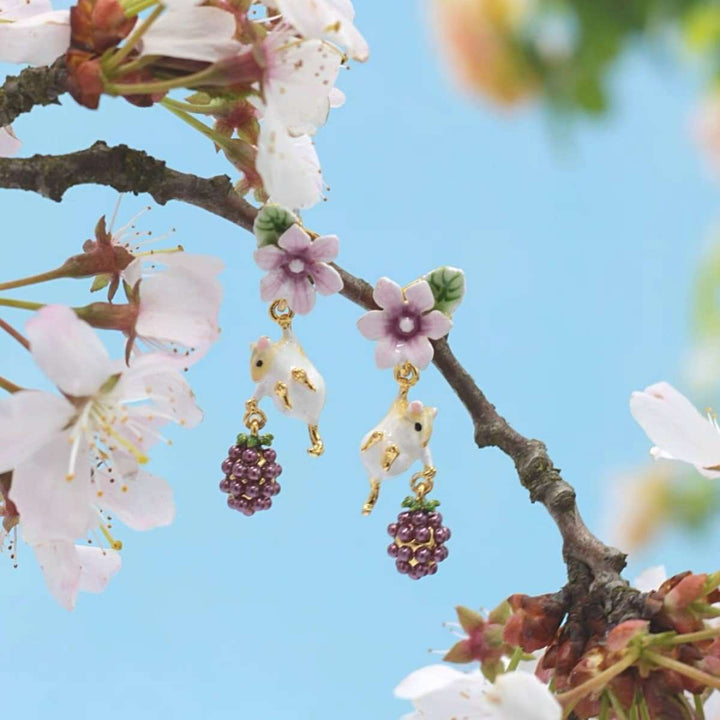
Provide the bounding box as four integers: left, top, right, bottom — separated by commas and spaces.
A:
357, 277, 452, 369
253, 224, 343, 314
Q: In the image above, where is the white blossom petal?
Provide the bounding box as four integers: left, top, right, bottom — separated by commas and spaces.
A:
485, 672, 561, 720
0, 126, 21, 157
0, 9, 70, 65
373, 277, 404, 312
26, 305, 113, 397
405, 280, 435, 314
264, 36, 342, 136
271, 0, 368, 61
0, 0, 54, 20
633, 565, 667, 593
630, 382, 720, 470
76, 545, 122, 594
256, 108, 324, 210
96, 464, 174, 531
0, 390, 73, 472
141, 6, 242, 62
394, 665, 469, 700
11, 432, 96, 545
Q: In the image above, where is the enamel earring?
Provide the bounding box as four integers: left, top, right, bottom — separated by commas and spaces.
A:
219, 299, 326, 516
359, 362, 451, 580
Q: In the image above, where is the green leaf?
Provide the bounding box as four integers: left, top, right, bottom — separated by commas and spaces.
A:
246, 435, 260, 448
259, 433, 274, 446
253, 205, 298, 247
236, 433, 249, 446
423, 266, 465, 316
90, 273, 112, 293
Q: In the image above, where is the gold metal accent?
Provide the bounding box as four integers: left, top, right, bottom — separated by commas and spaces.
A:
362, 478, 380, 515
394, 361, 420, 403
270, 299, 294, 330
307, 424, 324, 457
381, 444, 400, 472
360, 430, 384, 452
410, 466, 436, 500
244, 398, 267, 435
275, 381, 292, 409
291, 367, 316, 391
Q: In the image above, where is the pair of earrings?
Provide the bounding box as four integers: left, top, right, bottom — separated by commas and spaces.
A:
217, 300, 450, 581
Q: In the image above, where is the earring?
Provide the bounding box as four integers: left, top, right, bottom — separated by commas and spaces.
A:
219, 298, 326, 516
359, 361, 451, 580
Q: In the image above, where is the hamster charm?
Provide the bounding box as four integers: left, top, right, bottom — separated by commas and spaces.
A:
360, 397, 436, 515
249, 299, 325, 457
360, 362, 451, 580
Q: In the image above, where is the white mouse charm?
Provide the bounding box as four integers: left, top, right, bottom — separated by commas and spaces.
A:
359, 362, 436, 515
249, 300, 325, 457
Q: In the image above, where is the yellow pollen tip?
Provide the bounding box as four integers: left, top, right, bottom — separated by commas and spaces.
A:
65, 473, 75, 482
121, 485, 128, 493
100, 523, 123, 552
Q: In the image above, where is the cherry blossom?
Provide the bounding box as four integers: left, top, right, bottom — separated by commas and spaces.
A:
0, 305, 201, 608
0, 126, 21, 157
0, 0, 70, 66
253, 223, 342, 314
357, 278, 452, 369
394, 665, 561, 720
630, 381, 720, 479
269, 0, 369, 62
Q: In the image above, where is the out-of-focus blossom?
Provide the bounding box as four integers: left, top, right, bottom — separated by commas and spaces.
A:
394, 665, 561, 720
694, 92, 720, 178
357, 277, 452, 369
253, 224, 342, 314
429, 0, 538, 106
0, 305, 201, 608
0, 126, 21, 157
604, 463, 672, 552
630, 381, 720, 478
0, 0, 70, 65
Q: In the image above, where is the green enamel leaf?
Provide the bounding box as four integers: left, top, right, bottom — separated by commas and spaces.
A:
424, 266, 466, 316
253, 205, 298, 247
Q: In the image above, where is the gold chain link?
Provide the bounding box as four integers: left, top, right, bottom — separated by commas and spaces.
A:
269, 298, 294, 330
244, 398, 267, 436
410, 466, 436, 499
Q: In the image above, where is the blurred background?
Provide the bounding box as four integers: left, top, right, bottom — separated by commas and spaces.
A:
2, 0, 720, 717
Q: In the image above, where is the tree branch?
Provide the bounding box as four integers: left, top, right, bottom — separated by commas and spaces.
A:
0, 59, 68, 128
0, 142, 629, 603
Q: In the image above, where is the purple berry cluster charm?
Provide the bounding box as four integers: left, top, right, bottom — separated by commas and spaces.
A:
219, 432, 282, 516
387, 497, 450, 580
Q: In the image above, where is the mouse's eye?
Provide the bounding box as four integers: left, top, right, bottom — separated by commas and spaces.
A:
255, 360, 263, 368
414, 422, 422, 432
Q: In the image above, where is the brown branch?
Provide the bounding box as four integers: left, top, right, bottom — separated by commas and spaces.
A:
0, 142, 630, 602
0, 59, 68, 128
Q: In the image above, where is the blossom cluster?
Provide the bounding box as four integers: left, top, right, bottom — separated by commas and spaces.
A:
0, 0, 368, 210
397, 568, 720, 719
0, 206, 223, 609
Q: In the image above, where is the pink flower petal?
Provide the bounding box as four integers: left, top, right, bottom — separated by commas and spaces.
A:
311, 262, 343, 295
404, 335, 434, 369
260, 269, 288, 301
254, 244, 287, 270
278, 224, 312, 254
287, 276, 316, 314
374, 336, 401, 369
405, 280, 435, 314
76, 545, 122, 594
422, 310, 452, 339
26, 304, 112, 397
0, 125, 21, 157
33, 540, 81, 611
306, 234, 339, 262
357, 310, 388, 340
373, 277, 404, 312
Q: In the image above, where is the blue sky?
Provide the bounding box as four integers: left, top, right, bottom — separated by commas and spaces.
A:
1, 2, 720, 718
